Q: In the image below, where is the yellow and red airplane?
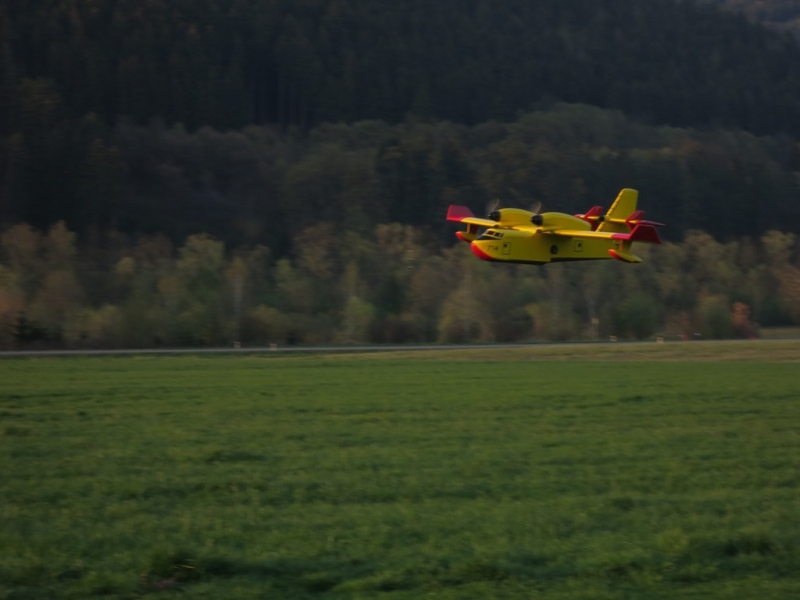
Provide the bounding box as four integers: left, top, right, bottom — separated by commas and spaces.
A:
447, 188, 663, 264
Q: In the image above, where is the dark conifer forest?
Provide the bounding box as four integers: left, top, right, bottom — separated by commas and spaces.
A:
711, 0, 800, 35
1, 0, 799, 348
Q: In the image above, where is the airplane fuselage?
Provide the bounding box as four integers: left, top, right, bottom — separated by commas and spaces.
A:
470, 212, 622, 264
447, 190, 662, 265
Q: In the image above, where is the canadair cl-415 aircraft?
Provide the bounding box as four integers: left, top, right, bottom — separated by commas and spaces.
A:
447, 188, 663, 264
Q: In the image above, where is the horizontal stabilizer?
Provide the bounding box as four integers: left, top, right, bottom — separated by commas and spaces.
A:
628, 223, 662, 244
626, 210, 665, 228
609, 224, 662, 245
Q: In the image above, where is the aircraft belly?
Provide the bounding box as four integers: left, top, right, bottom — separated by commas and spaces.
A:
542, 235, 614, 260
489, 236, 551, 264
472, 235, 617, 264
514, 237, 551, 263
578, 237, 616, 259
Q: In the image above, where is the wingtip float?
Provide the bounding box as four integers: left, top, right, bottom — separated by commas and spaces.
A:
447, 188, 664, 265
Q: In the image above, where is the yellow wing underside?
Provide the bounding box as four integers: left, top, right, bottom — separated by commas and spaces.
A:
460, 217, 502, 228
490, 225, 620, 240
542, 229, 619, 239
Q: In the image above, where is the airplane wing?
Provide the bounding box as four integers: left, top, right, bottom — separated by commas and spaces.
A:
542, 224, 661, 244
542, 229, 618, 239
460, 216, 502, 228
446, 205, 498, 228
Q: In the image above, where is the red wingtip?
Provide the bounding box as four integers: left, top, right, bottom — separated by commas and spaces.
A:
447, 205, 475, 222
608, 249, 635, 263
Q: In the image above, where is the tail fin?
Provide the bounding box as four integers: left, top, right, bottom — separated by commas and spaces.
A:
575, 205, 605, 230
627, 223, 662, 245
597, 189, 638, 233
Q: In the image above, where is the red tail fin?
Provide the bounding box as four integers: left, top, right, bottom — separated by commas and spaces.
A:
576, 206, 605, 230
627, 223, 662, 244
611, 223, 662, 245
626, 210, 664, 228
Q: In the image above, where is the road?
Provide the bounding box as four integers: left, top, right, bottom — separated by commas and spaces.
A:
0, 338, 793, 358
0, 342, 576, 358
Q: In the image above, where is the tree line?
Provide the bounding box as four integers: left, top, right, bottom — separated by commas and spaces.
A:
1, 218, 798, 350
3, 98, 800, 248
4, 1, 800, 251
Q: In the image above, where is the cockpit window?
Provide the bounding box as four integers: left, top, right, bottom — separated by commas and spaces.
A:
477, 230, 504, 240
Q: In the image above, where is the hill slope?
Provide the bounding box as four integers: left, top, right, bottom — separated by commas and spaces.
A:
711, 0, 800, 35
3, 0, 800, 135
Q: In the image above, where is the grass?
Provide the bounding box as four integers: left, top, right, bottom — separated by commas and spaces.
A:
1, 341, 799, 598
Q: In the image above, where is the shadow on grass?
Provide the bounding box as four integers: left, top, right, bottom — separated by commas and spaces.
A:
141, 548, 371, 594
138, 547, 566, 595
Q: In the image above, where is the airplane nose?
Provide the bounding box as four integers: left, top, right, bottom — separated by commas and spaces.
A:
470, 241, 494, 261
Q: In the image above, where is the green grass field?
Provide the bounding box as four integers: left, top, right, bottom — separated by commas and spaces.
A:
2, 342, 799, 599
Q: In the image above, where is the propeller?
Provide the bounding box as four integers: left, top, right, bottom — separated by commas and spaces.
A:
510, 188, 543, 218
530, 200, 544, 226
486, 198, 501, 221
486, 197, 543, 222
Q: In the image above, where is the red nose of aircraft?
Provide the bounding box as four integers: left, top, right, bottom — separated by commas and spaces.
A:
470, 241, 493, 261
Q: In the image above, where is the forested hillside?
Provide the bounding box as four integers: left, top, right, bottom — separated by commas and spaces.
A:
3, 0, 800, 133
2, 0, 800, 348
711, 0, 800, 35
3, 0, 800, 241
6, 104, 800, 248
